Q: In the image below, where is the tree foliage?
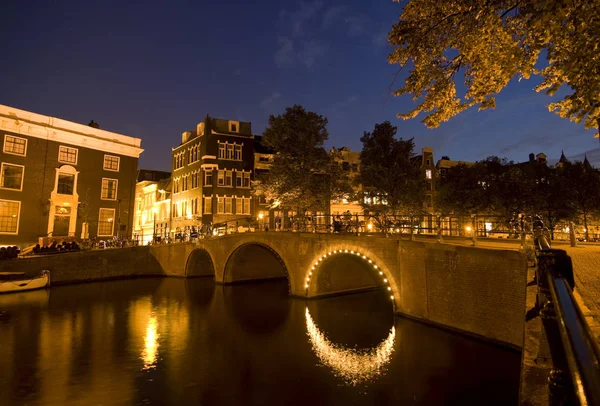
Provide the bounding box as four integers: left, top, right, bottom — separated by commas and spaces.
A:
254, 105, 350, 214
358, 121, 426, 215
389, 0, 600, 133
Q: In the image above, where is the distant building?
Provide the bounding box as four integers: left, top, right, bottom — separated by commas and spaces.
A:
330, 147, 362, 215
253, 135, 274, 222
412, 147, 436, 213
436, 156, 475, 181
0, 104, 143, 247
170, 116, 254, 236
133, 170, 171, 245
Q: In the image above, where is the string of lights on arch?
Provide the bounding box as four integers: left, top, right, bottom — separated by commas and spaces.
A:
304, 249, 395, 304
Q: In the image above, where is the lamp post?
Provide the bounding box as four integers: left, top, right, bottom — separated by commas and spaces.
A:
258, 212, 264, 231
152, 207, 158, 244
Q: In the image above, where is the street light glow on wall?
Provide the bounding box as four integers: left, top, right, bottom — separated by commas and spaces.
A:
304, 249, 395, 307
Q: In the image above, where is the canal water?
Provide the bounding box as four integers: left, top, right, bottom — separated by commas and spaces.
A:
0, 278, 520, 405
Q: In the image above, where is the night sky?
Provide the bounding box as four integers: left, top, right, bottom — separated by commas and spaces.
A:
2, 1, 598, 172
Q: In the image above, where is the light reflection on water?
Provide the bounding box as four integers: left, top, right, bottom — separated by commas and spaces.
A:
0, 278, 520, 406
305, 306, 395, 386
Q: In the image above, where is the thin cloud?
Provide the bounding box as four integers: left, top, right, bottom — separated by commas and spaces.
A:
259, 92, 283, 112
322, 5, 346, 29
279, 1, 323, 37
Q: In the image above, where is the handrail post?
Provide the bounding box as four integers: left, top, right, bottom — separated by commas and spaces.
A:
437, 215, 443, 243
471, 214, 477, 247
409, 216, 415, 241
536, 249, 578, 406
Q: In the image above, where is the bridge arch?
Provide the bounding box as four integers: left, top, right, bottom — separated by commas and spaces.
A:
185, 248, 215, 277
304, 246, 397, 309
222, 242, 291, 291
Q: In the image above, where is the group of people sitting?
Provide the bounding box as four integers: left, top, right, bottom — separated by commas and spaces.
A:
0, 246, 20, 260
33, 241, 80, 254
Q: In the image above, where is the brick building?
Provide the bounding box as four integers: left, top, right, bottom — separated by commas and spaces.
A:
170, 116, 254, 235
0, 104, 143, 247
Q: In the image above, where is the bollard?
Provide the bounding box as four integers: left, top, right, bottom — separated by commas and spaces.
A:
569, 221, 577, 247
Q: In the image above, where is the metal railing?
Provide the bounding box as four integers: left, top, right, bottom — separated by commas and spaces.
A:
534, 225, 600, 405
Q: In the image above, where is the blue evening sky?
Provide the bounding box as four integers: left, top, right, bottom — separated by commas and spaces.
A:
1, 0, 597, 171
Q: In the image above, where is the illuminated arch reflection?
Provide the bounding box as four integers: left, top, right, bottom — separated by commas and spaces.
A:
305, 307, 395, 386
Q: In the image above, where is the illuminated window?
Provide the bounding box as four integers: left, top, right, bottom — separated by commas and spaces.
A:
57, 173, 75, 195
1, 163, 24, 191
58, 146, 78, 165
98, 208, 115, 236
205, 169, 213, 186
0, 199, 20, 234
426, 169, 432, 179
236, 171, 243, 187
101, 178, 118, 200
217, 170, 224, 186
217, 197, 225, 214
225, 197, 232, 213
235, 144, 242, 160
218, 143, 226, 159
204, 196, 212, 214
236, 197, 243, 214
3, 135, 27, 156
103, 155, 120, 171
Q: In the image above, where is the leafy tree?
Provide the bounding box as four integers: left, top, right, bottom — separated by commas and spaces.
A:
435, 163, 483, 215
255, 105, 350, 216
358, 121, 426, 224
563, 161, 600, 241
388, 1, 600, 134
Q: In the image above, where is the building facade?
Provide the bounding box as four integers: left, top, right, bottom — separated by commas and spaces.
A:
170, 116, 254, 235
0, 104, 143, 247
133, 170, 171, 245
330, 147, 362, 215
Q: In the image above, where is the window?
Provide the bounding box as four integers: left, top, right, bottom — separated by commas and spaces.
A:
235, 144, 242, 161
243, 198, 250, 215
217, 197, 225, 214
103, 155, 120, 171
3, 135, 27, 156
217, 170, 224, 186
98, 208, 115, 236
204, 197, 212, 214
225, 170, 232, 186
0, 199, 20, 234
58, 146, 78, 165
101, 178, 118, 200
57, 173, 75, 195
205, 169, 213, 186
342, 162, 350, 172
352, 163, 358, 172
225, 197, 232, 213
426, 159, 431, 166
426, 195, 433, 208
174, 152, 185, 170
1, 163, 24, 191
236, 171, 243, 187
426, 169, 432, 179
172, 203, 178, 218
229, 121, 239, 133
236, 197, 243, 214
218, 143, 226, 159
259, 156, 270, 162
226, 144, 234, 160
243, 172, 250, 188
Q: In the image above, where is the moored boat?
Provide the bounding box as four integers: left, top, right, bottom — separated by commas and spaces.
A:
0, 270, 50, 294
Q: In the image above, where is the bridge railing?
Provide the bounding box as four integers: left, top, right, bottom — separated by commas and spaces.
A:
534, 230, 600, 405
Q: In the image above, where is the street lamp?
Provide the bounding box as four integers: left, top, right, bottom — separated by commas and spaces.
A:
258, 212, 264, 231
152, 207, 158, 244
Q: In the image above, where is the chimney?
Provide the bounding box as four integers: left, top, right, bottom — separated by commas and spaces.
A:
529, 153, 535, 162
197, 123, 204, 136
182, 131, 192, 144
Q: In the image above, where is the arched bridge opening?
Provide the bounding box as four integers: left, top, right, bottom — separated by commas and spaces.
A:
223, 243, 289, 287
185, 248, 215, 277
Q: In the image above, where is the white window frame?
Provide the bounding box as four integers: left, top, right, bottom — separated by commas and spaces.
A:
225, 170, 232, 187
205, 169, 213, 186
218, 143, 226, 159
229, 121, 239, 133
101, 178, 118, 201
235, 197, 243, 214
0, 162, 24, 191
243, 172, 251, 188
0, 199, 21, 235
217, 197, 225, 214
225, 197, 232, 214
204, 196, 212, 214
234, 144, 242, 161
58, 145, 78, 165
243, 197, 251, 215
226, 144, 234, 160
3, 135, 27, 157
103, 154, 120, 172
98, 208, 116, 237
236, 171, 243, 187
217, 170, 224, 186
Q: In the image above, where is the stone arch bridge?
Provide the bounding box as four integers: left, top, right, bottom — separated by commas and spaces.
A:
149, 232, 527, 348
